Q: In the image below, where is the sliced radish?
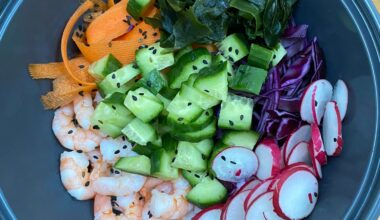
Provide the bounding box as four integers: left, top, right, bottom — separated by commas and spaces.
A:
273, 168, 319, 219
308, 142, 323, 179
236, 178, 261, 194
244, 178, 273, 211
332, 80, 348, 120
246, 191, 283, 220
301, 79, 333, 124
212, 147, 258, 183
323, 101, 343, 156
283, 125, 311, 162
255, 139, 282, 180
193, 204, 223, 220
311, 123, 327, 165
286, 142, 312, 166
286, 162, 315, 174
269, 178, 280, 191
280, 146, 286, 169
222, 190, 250, 220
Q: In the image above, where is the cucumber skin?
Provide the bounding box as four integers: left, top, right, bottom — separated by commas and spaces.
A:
114, 155, 151, 176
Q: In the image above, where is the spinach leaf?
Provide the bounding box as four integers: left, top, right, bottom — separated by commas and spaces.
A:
167, 0, 194, 11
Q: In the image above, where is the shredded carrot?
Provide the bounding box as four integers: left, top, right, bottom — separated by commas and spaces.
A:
107, 0, 115, 8
90, 0, 108, 11
73, 21, 160, 64
61, 0, 97, 87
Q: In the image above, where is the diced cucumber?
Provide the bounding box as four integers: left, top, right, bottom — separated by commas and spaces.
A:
218, 93, 254, 130
159, 87, 178, 100
132, 87, 157, 100
151, 135, 162, 147
168, 48, 212, 89
98, 77, 136, 97
171, 141, 207, 171
179, 84, 220, 110
88, 54, 122, 80
91, 93, 134, 137
194, 62, 228, 101
175, 46, 193, 62
184, 74, 198, 87
136, 43, 174, 76
248, 44, 274, 70
134, 69, 168, 95
161, 134, 178, 152
132, 143, 161, 156
127, 0, 155, 19
213, 54, 235, 82
124, 89, 163, 122
166, 109, 214, 132
121, 118, 157, 145
114, 155, 151, 176
222, 130, 260, 150
272, 43, 287, 66
156, 94, 171, 109
229, 65, 268, 95
166, 93, 203, 123
218, 33, 249, 63
182, 170, 208, 187
171, 119, 217, 142
192, 139, 214, 157
186, 177, 228, 208
151, 149, 179, 180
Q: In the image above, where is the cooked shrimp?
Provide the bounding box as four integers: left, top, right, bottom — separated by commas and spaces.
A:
100, 137, 136, 164
139, 177, 164, 201
73, 92, 94, 130
60, 151, 95, 200
94, 193, 144, 220
93, 170, 146, 196
53, 104, 103, 152
87, 149, 110, 182
142, 176, 193, 220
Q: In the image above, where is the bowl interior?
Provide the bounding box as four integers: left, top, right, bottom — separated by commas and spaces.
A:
0, 0, 377, 219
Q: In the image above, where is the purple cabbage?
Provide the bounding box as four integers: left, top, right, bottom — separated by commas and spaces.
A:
253, 24, 325, 142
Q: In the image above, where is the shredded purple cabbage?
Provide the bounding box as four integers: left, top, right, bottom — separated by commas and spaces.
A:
240, 24, 325, 142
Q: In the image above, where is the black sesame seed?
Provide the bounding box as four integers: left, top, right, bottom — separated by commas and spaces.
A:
230, 161, 237, 164
78, 83, 83, 86
221, 156, 226, 161
188, 102, 192, 106
240, 115, 244, 120
82, 171, 85, 177
202, 154, 206, 160
203, 60, 208, 65
93, 155, 99, 160
122, 145, 127, 149
139, 196, 144, 200
205, 111, 210, 116
114, 170, 120, 175
112, 208, 123, 216
334, 138, 337, 142
139, 28, 143, 33
122, 136, 126, 141
112, 74, 116, 79
116, 83, 120, 88
93, 125, 100, 130
68, 130, 74, 134
78, 91, 84, 96
172, 157, 176, 163
229, 120, 234, 126
273, 54, 277, 59
85, 181, 90, 187
110, 168, 114, 173
149, 47, 154, 50
132, 95, 138, 101
314, 192, 318, 197
78, 64, 85, 69
139, 93, 144, 96
228, 57, 234, 62
133, 63, 139, 69
77, 150, 83, 153
175, 149, 178, 154
114, 150, 120, 154
153, 32, 158, 36
108, 42, 112, 48
98, 120, 104, 124
147, 81, 152, 87
178, 117, 184, 122
315, 101, 318, 107
192, 65, 198, 70
194, 174, 201, 178
92, 89, 97, 92
112, 105, 116, 110
84, 43, 90, 47
204, 89, 209, 93
228, 72, 232, 77
152, 49, 157, 55
235, 49, 239, 55
228, 47, 232, 52
142, 31, 147, 36
144, 35, 147, 39
148, 211, 153, 218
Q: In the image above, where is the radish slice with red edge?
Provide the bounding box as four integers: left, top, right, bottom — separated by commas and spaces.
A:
269, 178, 280, 191
273, 168, 319, 219
255, 139, 281, 180
311, 123, 327, 165
323, 101, 343, 156
332, 80, 348, 120
286, 162, 315, 174
301, 79, 333, 124
286, 142, 312, 166
246, 191, 283, 220
193, 204, 223, 220
212, 146, 258, 183
283, 125, 311, 162
244, 178, 274, 212
308, 141, 323, 179
222, 190, 250, 220
236, 178, 261, 194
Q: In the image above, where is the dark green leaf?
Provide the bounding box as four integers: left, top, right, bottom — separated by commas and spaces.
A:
167, 0, 194, 11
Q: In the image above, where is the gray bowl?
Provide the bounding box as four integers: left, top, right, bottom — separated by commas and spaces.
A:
0, 0, 379, 219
